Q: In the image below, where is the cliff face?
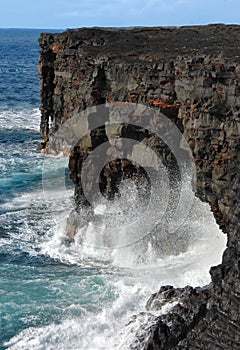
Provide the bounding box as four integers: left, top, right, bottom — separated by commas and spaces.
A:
39, 25, 240, 349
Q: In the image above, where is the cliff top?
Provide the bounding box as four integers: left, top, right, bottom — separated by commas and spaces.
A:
39, 24, 240, 62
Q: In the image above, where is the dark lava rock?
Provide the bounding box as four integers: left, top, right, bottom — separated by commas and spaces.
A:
38, 24, 240, 349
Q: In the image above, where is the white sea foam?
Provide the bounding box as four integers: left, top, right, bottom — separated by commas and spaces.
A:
2, 115, 227, 349
0, 108, 40, 130
5, 278, 151, 350
8, 173, 225, 350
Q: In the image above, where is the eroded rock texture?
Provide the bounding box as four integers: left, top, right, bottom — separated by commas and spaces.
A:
39, 25, 240, 349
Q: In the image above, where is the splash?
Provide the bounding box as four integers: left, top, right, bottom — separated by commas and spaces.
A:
4, 164, 227, 350
46, 167, 226, 277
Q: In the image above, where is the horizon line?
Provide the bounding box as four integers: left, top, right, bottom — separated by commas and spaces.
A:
0, 22, 240, 31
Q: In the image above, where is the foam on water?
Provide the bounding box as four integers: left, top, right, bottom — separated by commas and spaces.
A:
5, 274, 151, 350
0, 29, 228, 349
0, 107, 227, 349
2, 174, 227, 350
4, 175, 225, 350
0, 108, 40, 131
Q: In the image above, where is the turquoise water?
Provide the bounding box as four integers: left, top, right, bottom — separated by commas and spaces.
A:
0, 29, 227, 350
0, 29, 151, 349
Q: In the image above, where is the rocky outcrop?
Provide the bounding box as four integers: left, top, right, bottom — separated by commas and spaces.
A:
38, 25, 240, 349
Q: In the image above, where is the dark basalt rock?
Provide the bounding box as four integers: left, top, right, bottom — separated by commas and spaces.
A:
38, 24, 240, 349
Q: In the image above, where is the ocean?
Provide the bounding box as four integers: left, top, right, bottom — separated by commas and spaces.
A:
0, 29, 227, 350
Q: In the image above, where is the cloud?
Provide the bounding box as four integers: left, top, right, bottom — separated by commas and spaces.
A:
51, 0, 209, 28
1, 0, 239, 29
57, 0, 169, 16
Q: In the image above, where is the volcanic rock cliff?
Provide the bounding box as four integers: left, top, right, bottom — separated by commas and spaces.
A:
39, 25, 240, 349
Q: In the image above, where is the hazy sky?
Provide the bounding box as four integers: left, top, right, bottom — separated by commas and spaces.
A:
1, 0, 239, 29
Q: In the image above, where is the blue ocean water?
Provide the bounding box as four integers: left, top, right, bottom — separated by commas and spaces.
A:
0, 29, 153, 350
0, 29, 227, 350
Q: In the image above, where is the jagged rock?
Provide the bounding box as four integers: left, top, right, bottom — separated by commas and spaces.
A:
38, 25, 240, 349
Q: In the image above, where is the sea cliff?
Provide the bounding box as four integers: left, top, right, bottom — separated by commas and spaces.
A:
38, 25, 240, 349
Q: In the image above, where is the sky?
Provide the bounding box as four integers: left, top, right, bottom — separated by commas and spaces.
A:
0, 0, 240, 29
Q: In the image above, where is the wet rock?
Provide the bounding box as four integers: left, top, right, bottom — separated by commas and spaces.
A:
38, 24, 240, 349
